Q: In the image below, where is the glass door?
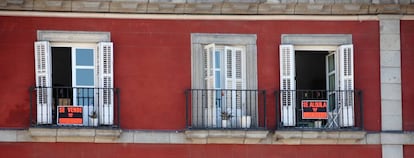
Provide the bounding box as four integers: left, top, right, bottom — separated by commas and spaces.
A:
72, 48, 96, 125
326, 52, 338, 128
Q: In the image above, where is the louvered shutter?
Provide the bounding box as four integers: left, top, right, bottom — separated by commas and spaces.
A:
224, 47, 236, 116
338, 44, 354, 127
204, 44, 216, 127
34, 41, 52, 124
204, 44, 215, 90
279, 44, 296, 126
224, 47, 246, 124
234, 47, 246, 108
98, 42, 114, 125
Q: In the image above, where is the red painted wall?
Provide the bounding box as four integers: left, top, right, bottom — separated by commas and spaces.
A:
0, 16, 381, 131
401, 20, 414, 131
0, 143, 381, 158
404, 145, 414, 158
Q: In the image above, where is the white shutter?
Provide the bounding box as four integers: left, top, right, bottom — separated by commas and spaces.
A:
279, 44, 296, 126
98, 42, 114, 125
204, 44, 215, 90
224, 47, 237, 115
234, 47, 246, 127
338, 44, 354, 127
225, 47, 234, 90
225, 47, 247, 125
34, 41, 52, 124
204, 44, 216, 127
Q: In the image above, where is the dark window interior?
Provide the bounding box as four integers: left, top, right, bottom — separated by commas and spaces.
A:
51, 47, 73, 123
295, 51, 329, 127
52, 47, 72, 88
295, 51, 327, 90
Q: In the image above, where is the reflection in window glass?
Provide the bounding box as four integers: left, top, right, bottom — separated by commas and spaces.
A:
76, 69, 94, 86
76, 88, 94, 106
76, 49, 94, 66
328, 54, 335, 72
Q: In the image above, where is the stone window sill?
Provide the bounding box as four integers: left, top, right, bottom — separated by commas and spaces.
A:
28, 127, 121, 143
185, 129, 269, 144
273, 130, 367, 144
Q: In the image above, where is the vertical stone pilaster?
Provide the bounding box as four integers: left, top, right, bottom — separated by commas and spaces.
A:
379, 15, 402, 132
382, 145, 403, 158
379, 15, 403, 158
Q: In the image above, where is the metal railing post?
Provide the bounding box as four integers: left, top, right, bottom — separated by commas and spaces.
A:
263, 90, 267, 129
117, 88, 121, 129
187, 89, 266, 130
29, 86, 34, 127
359, 90, 363, 130
29, 86, 121, 129
274, 90, 280, 130
185, 89, 189, 129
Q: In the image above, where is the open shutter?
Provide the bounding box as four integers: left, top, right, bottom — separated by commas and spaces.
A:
34, 41, 52, 124
204, 44, 216, 127
204, 44, 215, 90
338, 44, 354, 127
98, 42, 114, 125
279, 44, 296, 126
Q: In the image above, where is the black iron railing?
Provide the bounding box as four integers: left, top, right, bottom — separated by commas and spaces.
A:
30, 86, 120, 128
186, 89, 266, 130
275, 90, 363, 130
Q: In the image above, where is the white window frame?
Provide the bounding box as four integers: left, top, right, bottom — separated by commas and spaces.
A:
191, 33, 257, 128
203, 44, 247, 127
191, 33, 257, 89
279, 34, 355, 128
34, 31, 114, 126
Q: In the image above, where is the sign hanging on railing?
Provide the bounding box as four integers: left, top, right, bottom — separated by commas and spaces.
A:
301, 100, 328, 119
57, 106, 83, 125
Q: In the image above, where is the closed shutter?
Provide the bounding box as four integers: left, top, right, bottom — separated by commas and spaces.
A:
279, 44, 296, 126
338, 44, 354, 127
98, 42, 114, 125
34, 41, 52, 124
224, 47, 236, 115
224, 47, 246, 125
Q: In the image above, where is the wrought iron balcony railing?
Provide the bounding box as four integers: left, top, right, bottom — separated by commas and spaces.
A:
275, 90, 363, 130
185, 89, 266, 130
30, 86, 120, 128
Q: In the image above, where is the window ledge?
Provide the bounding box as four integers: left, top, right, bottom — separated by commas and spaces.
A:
28, 128, 121, 142
273, 130, 366, 144
185, 129, 269, 144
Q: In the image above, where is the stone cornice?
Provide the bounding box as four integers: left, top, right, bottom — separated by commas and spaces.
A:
2, 128, 414, 145
0, 0, 413, 15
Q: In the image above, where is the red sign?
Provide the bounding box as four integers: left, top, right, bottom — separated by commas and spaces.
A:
57, 106, 83, 125
301, 100, 328, 119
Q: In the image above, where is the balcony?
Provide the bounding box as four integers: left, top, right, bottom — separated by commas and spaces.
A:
275, 90, 363, 130
30, 86, 120, 129
185, 89, 267, 130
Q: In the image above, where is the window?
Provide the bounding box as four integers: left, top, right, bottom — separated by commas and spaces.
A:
188, 33, 264, 129
279, 34, 356, 129
34, 31, 114, 126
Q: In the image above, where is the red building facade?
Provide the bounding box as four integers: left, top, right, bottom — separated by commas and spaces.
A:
0, 1, 413, 158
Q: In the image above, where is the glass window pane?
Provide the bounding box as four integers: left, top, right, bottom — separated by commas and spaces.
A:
76, 69, 94, 86
215, 70, 221, 88
215, 51, 220, 68
329, 75, 335, 90
328, 54, 335, 72
77, 88, 94, 97
329, 94, 336, 111
76, 49, 94, 66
